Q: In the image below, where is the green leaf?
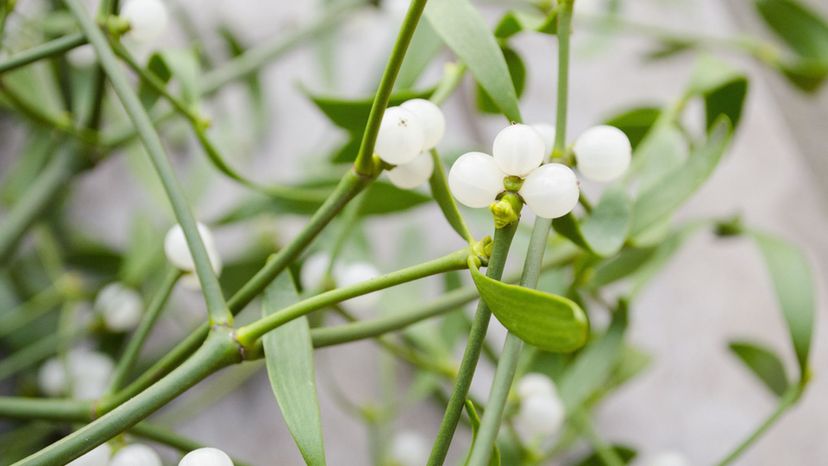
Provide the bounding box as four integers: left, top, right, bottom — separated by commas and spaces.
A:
494, 9, 557, 39
572, 445, 637, 466
308, 88, 433, 135
263, 274, 327, 466
429, 151, 473, 241
476, 46, 526, 114
470, 264, 588, 353
603, 106, 662, 150
750, 230, 815, 377
558, 303, 627, 410
729, 340, 790, 397
464, 400, 501, 466
687, 56, 749, 130
553, 186, 631, 257
755, 0, 828, 60
629, 121, 687, 192
630, 119, 732, 236
426, 0, 522, 122
119, 216, 163, 287
357, 180, 432, 216
158, 48, 201, 104
397, 18, 444, 90
219, 26, 268, 134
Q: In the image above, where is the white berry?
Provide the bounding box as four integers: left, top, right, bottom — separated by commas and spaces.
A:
38, 358, 68, 397
492, 124, 546, 177
573, 125, 632, 182
335, 262, 381, 312
401, 99, 445, 150
39, 349, 114, 399
375, 106, 426, 165
514, 395, 565, 445
389, 431, 428, 466
110, 444, 162, 466
95, 282, 143, 332
387, 151, 434, 189
519, 163, 580, 219
301, 253, 332, 290
448, 152, 506, 208
67, 443, 111, 466
531, 123, 556, 157
164, 223, 222, 275
121, 0, 169, 43
67, 44, 97, 68
179, 447, 234, 466
516, 373, 557, 400
641, 452, 692, 466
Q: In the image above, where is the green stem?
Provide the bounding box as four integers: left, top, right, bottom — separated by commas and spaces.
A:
13, 331, 240, 466
0, 285, 65, 338
0, 83, 99, 146
0, 398, 91, 422
106, 269, 181, 394
0, 33, 86, 74
716, 385, 802, 466
237, 246, 472, 345
468, 3, 574, 463
64, 0, 230, 325
353, 0, 429, 175
427, 223, 518, 466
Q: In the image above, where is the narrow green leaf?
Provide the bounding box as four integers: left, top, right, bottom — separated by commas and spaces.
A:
138, 53, 173, 110
573, 445, 637, 466
263, 274, 327, 466
629, 121, 687, 192
426, 0, 522, 122
552, 186, 631, 257
750, 230, 815, 377
429, 150, 473, 242
396, 18, 444, 90
470, 264, 588, 353
119, 216, 163, 287
728, 340, 790, 397
476, 46, 526, 114
158, 49, 201, 104
630, 119, 732, 236
308, 88, 433, 135
704, 77, 748, 131
558, 303, 627, 410
755, 0, 828, 60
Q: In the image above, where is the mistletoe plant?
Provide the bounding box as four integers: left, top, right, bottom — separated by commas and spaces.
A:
0, 0, 823, 465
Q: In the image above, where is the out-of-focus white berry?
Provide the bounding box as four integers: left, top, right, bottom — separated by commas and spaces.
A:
95, 282, 143, 332
110, 444, 162, 466
514, 395, 565, 445
573, 125, 632, 182
401, 99, 445, 150
67, 443, 111, 466
492, 124, 546, 177
448, 152, 506, 208
179, 447, 234, 466
38, 358, 68, 397
335, 262, 381, 312
38, 349, 114, 399
531, 123, 557, 157
389, 431, 428, 466
120, 0, 169, 43
516, 373, 557, 400
301, 253, 332, 291
640, 451, 692, 466
375, 106, 426, 165
164, 223, 222, 275
519, 163, 580, 219
67, 44, 97, 68
387, 151, 434, 189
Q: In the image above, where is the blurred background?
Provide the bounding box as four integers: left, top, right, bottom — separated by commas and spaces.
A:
1, 0, 826, 464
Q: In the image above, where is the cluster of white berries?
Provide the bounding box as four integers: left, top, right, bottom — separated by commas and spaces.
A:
387, 431, 429, 466
67, 445, 233, 466
164, 223, 223, 288
301, 253, 381, 312
375, 99, 446, 189
448, 123, 631, 220
94, 282, 143, 332
38, 348, 114, 399
119, 0, 169, 43
512, 373, 566, 447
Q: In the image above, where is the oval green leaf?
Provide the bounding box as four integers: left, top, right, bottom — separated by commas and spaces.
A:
470, 265, 588, 353
263, 274, 326, 466
750, 230, 815, 379
553, 186, 631, 257
729, 340, 790, 397
425, 0, 522, 122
